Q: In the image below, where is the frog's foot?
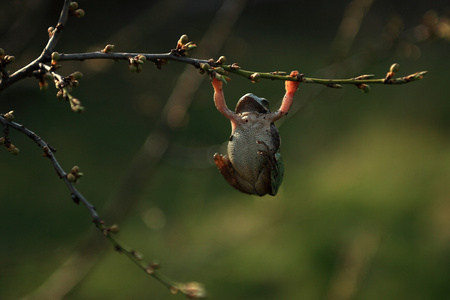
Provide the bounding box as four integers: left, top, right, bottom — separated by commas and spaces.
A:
285, 70, 300, 94
214, 153, 239, 188
211, 77, 223, 92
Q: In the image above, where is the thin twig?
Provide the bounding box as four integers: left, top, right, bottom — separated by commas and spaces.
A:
0, 114, 100, 222
0, 0, 71, 92
1, 47, 428, 93
0, 113, 201, 297
58, 51, 428, 88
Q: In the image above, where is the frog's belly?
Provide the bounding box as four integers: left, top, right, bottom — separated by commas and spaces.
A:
227, 128, 274, 185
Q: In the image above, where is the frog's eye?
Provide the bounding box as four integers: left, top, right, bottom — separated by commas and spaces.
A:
260, 98, 269, 109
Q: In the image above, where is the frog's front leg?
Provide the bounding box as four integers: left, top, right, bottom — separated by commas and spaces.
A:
211, 78, 239, 131
272, 70, 300, 122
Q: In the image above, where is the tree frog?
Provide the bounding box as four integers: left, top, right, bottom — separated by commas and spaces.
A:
211, 71, 300, 196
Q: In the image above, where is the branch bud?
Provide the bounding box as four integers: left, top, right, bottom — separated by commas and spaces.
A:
145, 262, 161, 274
8, 144, 20, 155
56, 90, 64, 99
4, 111, 14, 121
71, 98, 81, 106
230, 63, 240, 70
4, 55, 15, 64
47, 27, 55, 37
128, 64, 137, 72
216, 56, 226, 65
109, 224, 120, 233
136, 55, 146, 63
71, 166, 80, 174
0, 137, 5, 145
51, 52, 60, 62
200, 63, 210, 72
73, 9, 85, 18
390, 63, 400, 73
356, 83, 370, 93
69, 2, 78, 12
177, 34, 189, 48
214, 67, 225, 75
250, 72, 261, 83
70, 99, 85, 113
0, 48, 4, 59
132, 251, 143, 261
67, 165, 83, 182
70, 71, 83, 80
39, 81, 49, 91
182, 282, 207, 299
101, 44, 115, 53
385, 63, 400, 82
67, 173, 77, 182
44, 73, 53, 82
183, 42, 197, 51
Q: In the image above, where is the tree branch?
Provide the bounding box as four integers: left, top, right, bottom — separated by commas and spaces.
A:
0, 112, 205, 298
0, 0, 73, 92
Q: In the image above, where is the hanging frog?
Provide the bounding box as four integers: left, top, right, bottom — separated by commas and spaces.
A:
211, 71, 300, 196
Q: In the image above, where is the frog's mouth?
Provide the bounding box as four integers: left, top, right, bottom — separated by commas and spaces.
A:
235, 93, 270, 114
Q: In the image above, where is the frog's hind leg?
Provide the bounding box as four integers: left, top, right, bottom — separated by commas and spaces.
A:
214, 153, 255, 195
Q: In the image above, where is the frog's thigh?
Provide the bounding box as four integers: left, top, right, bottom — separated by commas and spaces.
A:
214, 153, 256, 195
254, 168, 273, 196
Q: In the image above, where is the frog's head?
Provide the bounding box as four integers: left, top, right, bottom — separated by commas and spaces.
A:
235, 93, 270, 114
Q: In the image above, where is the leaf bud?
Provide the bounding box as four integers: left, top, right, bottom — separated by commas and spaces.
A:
39, 81, 49, 91
390, 63, 400, 73
5, 55, 15, 64
184, 42, 197, 51
216, 56, 226, 65
71, 165, 80, 174
177, 34, 189, 47
47, 27, 55, 37
250, 72, 261, 83
0, 137, 5, 145
0, 48, 4, 59
170, 287, 179, 295
70, 71, 83, 80
182, 282, 207, 299
4, 111, 14, 121
200, 63, 210, 72
74, 9, 85, 18
128, 64, 137, 72
44, 73, 53, 82
360, 84, 370, 93
51, 52, 60, 61
109, 224, 120, 233
8, 144, 20, 155
69, 2, 78, 11
132, 251, 143, 261
230, 63, 240, 70
214, 67, 225, 74
71, 104, 85, 113
101, 44, 115, 53
136, 55, 146, 62
67, 173, 77, 182
71, 98, 81, 106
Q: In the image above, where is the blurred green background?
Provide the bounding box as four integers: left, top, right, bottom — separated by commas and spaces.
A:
1, 0, 450, 299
